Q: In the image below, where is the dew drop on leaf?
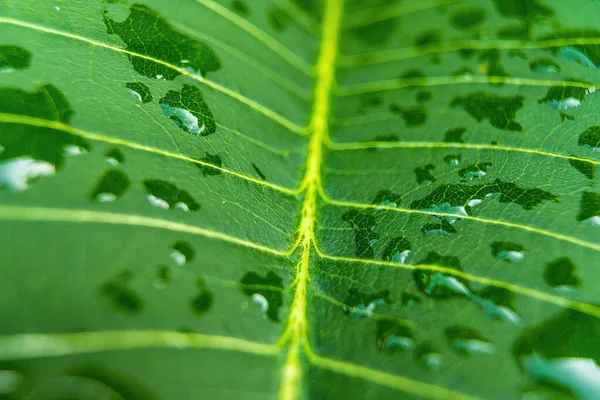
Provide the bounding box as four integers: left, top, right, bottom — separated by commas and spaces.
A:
376, 320, 414, 353
239, 272, 283, 322
90, 169, 130, 202
490, 241, 526, 262
445, 326, 495, 356
170, 241, 195, 266
160, 85, 216, 136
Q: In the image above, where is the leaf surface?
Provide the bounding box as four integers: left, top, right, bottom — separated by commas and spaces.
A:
0, 0, 599, 399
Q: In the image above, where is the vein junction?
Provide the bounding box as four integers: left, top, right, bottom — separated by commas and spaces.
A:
277, 0, 343, 398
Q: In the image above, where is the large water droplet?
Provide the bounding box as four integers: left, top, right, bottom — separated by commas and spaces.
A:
491, 241, 525, 262
0, 157, 54, 191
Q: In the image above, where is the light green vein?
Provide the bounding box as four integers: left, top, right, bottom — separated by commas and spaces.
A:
171, 20, 312, 100
318, 186, 600, 251
0, 17, 305, 135
0, 206, 292, 257
305, 345, 482, 400
343, 0, 469, 29
336, 75, 599, 96
325, 138, 600, 165
314, 245, 600, 320
195, 0, 314, 75
0, 113, 299, 195
341, 37, 600, 68
0, 331, 278, 360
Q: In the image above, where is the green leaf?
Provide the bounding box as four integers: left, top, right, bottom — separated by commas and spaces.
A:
0, 0, 599, 399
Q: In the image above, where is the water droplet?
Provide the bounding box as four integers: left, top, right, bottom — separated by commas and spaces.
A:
544, 257, 581, 289
0, 157, 55, 191
170, 241, 195, 266
342, 288, 391, 317
422, 219, 457, 236
414, 164, 435, 185
54, 5, 60, 11
143, 179, 201, 212
103, 4, 220, 79
490, 241, 525, 262
529, 58, 561, 73
126, 82, 153, 104
63, 144, 87, 157
445, 326, 495, 356
371, 190, 402, 208
382, 236, 411, 263
444, 154, 461, 166
239, 272, 283, 322
153, 265, 171, 289
377, 320, 414, 352
459, 162, 492, 181
415, 342, 443, 370
105, 148, 125, 166
90, 170, 130, 202
100, 270, 143, 314
190, 277, 213, 315
538, 79, 596, 114
558, 46, 597, 69
160, 85, 216, 136
0, 45, 32, 72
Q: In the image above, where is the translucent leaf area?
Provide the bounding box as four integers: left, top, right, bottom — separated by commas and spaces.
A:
1, 0, 599, 399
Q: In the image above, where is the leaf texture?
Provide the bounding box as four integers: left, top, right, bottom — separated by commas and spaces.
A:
0, 0, 599, 399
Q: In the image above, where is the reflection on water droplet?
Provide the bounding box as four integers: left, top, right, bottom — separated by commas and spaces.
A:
415, 342, 443, 370
126, 82, 153, 104
445, 326, 494, 356
539, 80, 596, 115
523, 355, 600, 400
63, 144, 87, 157
90, 170, 130, 203
529, 58, 561, 73
54, 5, 60, 11
342, 288, 391, 317
372, 190, 402, 209
422, 219, 457, 236
251, 293, 269, 316
0, 370, 23, 394
0, 157, 55, 191
491, 241, 525, 262
459, 162, 492, 181
147, 194, 169, 209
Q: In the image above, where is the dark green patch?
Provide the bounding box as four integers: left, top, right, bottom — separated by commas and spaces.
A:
529, 58, 561, 73
100, 270, 143, 314
231, 0, 250, 16
477, 286, 516, 311
252, 163, 266, 180
451, 92, 524, 131
538, 79, 595, 113
399, 69, 426, 81
67, 367, 155, 400
413, 252, 467, 298
490, 241, 525, 262
414, 342, 442, 368
191, 277, 213, 314
106, 148, 126, 165
350, 19, 397, 44
444, 154, 461, 166
459, 162, 492, 181
376, 320, 414, 352
414, 30, 442, 47
576, 191, 600, 221
422, 219, 457, 236
544, 257, 581, 288
443, 127, 466, 143
389, 104, 427, 127
126, 82, 153, 103
196, 153, 222, 176
414, 164, 435, 185
496, 23, 529, 40
342, 209, 378, 258
569, 157, 595, 180
143, 179, 201, 211
90, 169, 130, 202
578, 126, 600, 150
371, 190, 402, 206
490, 0, 553, 38
103, 3, 220, 79
0, 45, 32, 71
416, 91, 432, 103
478, 49, 508, 78
160, 84, 216, 136
410, 179, 558, 211
154, 265, 171, 288
382, 236, 411, 262
268, 7, 289, 32
0, 84, 90, 169
357, 93, 383, 114
452, 66, 474, 75
401, 290, 422, 306
239, 271, 284, 322
291, 0, 320, 19
449, 7, 486, 31
372, 133, 399, 142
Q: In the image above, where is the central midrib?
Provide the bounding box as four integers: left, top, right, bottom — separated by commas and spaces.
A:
278, 0, 344, 399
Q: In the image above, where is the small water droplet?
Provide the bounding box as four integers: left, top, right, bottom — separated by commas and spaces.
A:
63, 144, 87, 157
170, 241, 195, 266
444, 154, 461, 166
491, 241, 525, 262
377, 321, 414, 353
239, 271, 283, 322
251, 293, 269, 316
54, 5, 60, 11
143, 180, 201, 212
529, 58, 561, 73
445, 326, 495, 356
146, 194, 170, 209
105, 148, 125, 166
0, 157, 55, 191
90, 170, 130, 203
